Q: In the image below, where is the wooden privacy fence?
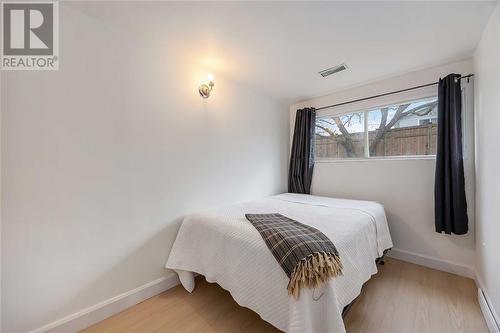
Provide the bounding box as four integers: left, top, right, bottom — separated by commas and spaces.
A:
315, 124, 437, 158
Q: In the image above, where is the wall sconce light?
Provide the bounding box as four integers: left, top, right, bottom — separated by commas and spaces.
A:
199, 73, 215, 98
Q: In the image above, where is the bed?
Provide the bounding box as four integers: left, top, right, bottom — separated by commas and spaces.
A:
165, 193, 393, 333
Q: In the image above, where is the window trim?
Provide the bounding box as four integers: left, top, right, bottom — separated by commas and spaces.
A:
315, 155, 436, 163
315, 93, 438, 161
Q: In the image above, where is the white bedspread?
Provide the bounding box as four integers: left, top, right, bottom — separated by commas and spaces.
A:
166, 193, 393, 333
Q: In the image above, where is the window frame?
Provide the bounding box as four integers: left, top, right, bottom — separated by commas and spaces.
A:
315, 89, 439, 162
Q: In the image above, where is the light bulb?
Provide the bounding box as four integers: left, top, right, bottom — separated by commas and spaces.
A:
207, 73, 215, 82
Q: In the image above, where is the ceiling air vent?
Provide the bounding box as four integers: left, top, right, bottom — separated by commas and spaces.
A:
318, 63, 348, 77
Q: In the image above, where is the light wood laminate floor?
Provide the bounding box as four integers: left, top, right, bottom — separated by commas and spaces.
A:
81, 258, 487, 333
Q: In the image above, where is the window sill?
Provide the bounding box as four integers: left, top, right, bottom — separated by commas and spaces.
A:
315, 155, 436, 163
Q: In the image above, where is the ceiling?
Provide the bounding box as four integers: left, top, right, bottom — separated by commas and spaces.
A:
68, 1, 497, 104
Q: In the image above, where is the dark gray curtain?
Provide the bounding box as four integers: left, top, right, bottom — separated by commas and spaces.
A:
435, 74, 468, 235
288, 108, 316, 194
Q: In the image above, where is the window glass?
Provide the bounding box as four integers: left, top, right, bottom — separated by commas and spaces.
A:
367, 97, 438, 157
315, 112, 365, 158
315, 96, 438, 159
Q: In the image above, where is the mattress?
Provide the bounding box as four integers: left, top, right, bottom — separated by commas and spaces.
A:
166, 193, 393, 333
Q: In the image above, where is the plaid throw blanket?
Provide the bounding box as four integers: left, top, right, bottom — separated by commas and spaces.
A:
245, 213, 343, 299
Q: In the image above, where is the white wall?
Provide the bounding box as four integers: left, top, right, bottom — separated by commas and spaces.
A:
1, 5, 289, 333
474, 2, 500, 326
290, 59, 476, 271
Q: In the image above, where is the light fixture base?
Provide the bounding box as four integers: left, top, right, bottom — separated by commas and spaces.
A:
199, 84, 211, 98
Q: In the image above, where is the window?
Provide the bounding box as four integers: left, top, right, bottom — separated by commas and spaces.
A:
315, 96, 438, 159
316, 112, 365, 158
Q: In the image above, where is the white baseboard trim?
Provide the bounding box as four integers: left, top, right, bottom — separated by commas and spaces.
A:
24, 254, 496, 333
475, 274, 500, 333
29, 273, 180, 333
478, 288, 500, 333
387, 247, 475, 279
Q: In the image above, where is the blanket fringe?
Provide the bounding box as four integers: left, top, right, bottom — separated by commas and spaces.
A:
287, 252, 343, 299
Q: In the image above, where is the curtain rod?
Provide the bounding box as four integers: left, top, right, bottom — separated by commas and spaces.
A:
315, 74, 474, 112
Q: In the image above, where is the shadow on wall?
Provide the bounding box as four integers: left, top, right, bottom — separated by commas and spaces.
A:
384, 209, 474, 261
310, 159, 476, 268
46, 218, 183, 333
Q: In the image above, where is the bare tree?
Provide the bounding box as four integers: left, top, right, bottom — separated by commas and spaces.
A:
316, 117, 356, 156
316, 113, 362, 156
316, 101, 438, 157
